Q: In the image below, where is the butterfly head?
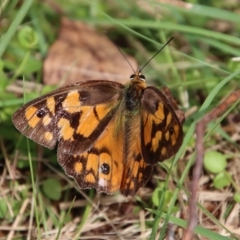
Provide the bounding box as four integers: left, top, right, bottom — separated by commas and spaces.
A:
130, 68, 146, 82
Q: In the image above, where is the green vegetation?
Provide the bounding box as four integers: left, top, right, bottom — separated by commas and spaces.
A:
1, 0, 239, 239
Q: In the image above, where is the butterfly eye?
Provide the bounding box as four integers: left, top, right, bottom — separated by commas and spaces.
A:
139, 75, 146, 81
130, 74, 135, 80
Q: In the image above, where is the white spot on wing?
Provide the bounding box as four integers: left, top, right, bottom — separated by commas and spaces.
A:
98, 178, 107, 187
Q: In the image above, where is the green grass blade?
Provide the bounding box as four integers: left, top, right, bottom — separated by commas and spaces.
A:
0, 0, 33, 58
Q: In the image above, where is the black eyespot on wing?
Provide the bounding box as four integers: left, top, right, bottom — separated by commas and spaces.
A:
36, 108, 47, 118
100, 163, 110, 175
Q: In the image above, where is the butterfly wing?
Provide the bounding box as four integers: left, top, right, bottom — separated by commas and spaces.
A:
12, 80, 124, 154
120, 114, 153, 196
58, 110, 125, 194
141, 86, 184, 164
120, 138, 153, 196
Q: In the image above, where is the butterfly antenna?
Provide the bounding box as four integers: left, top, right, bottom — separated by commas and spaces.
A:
105, 33, 136, 74
140, 37, 174, 72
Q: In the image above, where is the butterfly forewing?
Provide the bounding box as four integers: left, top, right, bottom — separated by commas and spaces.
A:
141, 87, 184, 164
12, 80, 124, 154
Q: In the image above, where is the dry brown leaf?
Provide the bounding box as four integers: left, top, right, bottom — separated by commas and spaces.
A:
43, 18, 137, 86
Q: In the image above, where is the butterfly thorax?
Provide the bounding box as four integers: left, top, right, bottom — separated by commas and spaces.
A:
125, 72, 147, 112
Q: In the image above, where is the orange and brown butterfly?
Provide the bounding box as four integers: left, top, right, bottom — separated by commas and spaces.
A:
12, 41, 184, 196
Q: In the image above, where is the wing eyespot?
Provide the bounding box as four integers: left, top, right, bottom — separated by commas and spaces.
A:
100, 163, 110, 175
36, 108, 47, 118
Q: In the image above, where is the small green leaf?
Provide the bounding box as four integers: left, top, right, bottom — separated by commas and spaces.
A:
17, 26, 38, 49
152, 187, 164, 207
233, 193, 240, 203
42, 178, 62, 201
213, 172, 231, 189
17, 159, 30, 169
203, 151, 227, 174
152, 187, 178, 213
0, 199, 8, 219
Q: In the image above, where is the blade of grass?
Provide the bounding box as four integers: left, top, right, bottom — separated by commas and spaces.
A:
23, 78, 40, 239
149, 210, 233, 240
72, 190, 94, 240
84, 18, 240, 46
199, 38, 240, 57
26, 138, 41, 239
56, 197, 76, 240
0, 0, 33, 58
158, 2, 240, 23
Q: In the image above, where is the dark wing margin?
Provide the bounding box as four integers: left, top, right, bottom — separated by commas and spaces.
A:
120, 157, 153, 196
141, 86, 184, 165
12, 80, 124, 154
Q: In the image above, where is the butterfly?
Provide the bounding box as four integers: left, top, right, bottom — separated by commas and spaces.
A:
12, 36, 185, 196
12, 68, 184, 196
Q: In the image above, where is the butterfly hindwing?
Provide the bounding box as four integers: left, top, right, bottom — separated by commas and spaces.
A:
120, 113, 153, 196
58, 111, 125, 194
12, 80, 124, 154
141, 86, 184, 164
121, 134, 153, 196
